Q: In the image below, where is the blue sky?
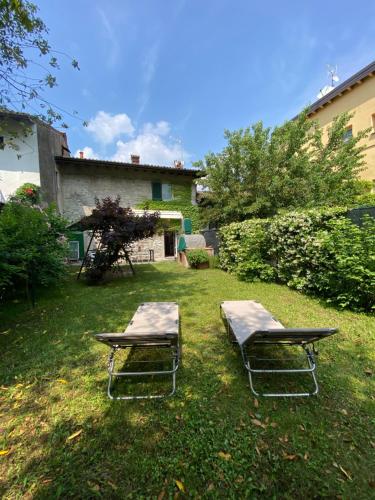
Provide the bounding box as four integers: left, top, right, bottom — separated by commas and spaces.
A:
36, 0, 375, 166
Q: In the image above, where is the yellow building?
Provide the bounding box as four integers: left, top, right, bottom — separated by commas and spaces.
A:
307, 60, 375, 183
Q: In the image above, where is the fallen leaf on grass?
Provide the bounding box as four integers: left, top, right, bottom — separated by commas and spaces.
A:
283, 452, 298, 461
218, 451, 231, 460
0, 386, 8, 391
254, 398, 259, 408
157, 489, 165, 500
207, 483, 214, 492
364, 368, 373, 376
278, 435, 289, 444
340, 409, 348, 416
304, 452, 309, 461
255, 445, 261, 456
42, 479, 53, 484
108, 481, 118, 491
270, 422, 277, 428
56, 379, 68, 384
87, 482, 100, 492
339, 466, 352, 481
175, 480, 185, 493
251, 419, 266, 429
299, 424, 305, 431
0, 450, 10, 456
66, 429, 82, 441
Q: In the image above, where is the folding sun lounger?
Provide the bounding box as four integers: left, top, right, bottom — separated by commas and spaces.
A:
220, 300, 337, 397
95, 302, 180, 400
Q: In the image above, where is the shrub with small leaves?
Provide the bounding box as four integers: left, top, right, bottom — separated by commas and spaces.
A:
186, 249, 209, 268
219, 219, 275, 281
219, 207, 375, 311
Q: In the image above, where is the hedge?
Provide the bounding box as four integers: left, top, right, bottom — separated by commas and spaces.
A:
219, 207, 375, 312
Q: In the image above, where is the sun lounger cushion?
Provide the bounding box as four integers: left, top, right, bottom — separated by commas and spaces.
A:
221, 300, 336, 347
96, 302, 179, 346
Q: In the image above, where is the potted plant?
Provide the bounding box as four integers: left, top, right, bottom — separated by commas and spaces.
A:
186, 249, 209, 269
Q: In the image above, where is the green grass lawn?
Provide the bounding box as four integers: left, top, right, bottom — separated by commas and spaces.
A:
0, 262, 374, 498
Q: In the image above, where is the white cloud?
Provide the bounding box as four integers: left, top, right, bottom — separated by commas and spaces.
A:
111, 120, 187, 166
142, 121, 170, 136
87, 111, 134, 145
74, 146, 99, 159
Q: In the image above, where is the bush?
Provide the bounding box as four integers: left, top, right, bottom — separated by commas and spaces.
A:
353, 193, 375, 207
311, 216, 375, 310
186, 249, 209, 268
219, 207, 375, 312
0, 201, 69, 302
219, 219, 276, 281
13, 183, 41, 205
266, 207, 347, 287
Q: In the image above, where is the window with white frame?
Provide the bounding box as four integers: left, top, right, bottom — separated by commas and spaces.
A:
161, 183, 172, 200
343, 126, 353, 142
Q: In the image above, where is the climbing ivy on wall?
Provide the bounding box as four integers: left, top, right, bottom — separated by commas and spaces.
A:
137, 184, 201, 232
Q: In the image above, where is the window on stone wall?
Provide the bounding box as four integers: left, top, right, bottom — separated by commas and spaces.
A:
162, 183, 172, 200
152, 182, 173, 201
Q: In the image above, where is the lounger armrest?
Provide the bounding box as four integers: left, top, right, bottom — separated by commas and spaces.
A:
244, 327, 338, 347
95, 332, 127, 343
94, 332, 178, 347
255, 328, 338, 336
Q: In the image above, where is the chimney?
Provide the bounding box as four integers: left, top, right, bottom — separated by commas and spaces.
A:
174, 160, 184, 169
131, 154, 140, 164
79, 151, 84, 159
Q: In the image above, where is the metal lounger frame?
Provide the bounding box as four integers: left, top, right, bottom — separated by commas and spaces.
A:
96, 302, 180, 400
106, 338, 180, 400
220, 304, 335, 398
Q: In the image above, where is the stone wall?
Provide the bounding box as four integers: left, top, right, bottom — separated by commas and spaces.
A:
131, 233, 165, 261
59, 163, 194, 223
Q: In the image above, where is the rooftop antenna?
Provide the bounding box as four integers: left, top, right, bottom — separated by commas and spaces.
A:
327, 64, 340, 87
317, 64, 340, 99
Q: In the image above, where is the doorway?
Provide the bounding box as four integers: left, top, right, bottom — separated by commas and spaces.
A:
164, 231, 176, 257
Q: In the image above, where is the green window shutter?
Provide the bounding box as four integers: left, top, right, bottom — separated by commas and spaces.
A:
177, 235, 187, 252
152, 182, 162, 200
183, 218, 192, 234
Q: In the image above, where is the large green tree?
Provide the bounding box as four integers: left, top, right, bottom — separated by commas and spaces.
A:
196, 111, 369, 225
0, 0, 80, 131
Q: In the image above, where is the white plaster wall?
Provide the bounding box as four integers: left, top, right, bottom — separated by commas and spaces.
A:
0, 122, 39, 173
0, 169, 40, 199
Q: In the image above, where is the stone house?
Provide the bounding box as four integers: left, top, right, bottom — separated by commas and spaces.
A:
54, 154, 200, 261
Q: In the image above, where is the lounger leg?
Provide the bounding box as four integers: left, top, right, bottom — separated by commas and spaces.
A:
106, 346, 179, 400
242, 345, 319, 398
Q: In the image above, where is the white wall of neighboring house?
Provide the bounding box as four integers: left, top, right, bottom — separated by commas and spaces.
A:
0, 121, 40, 199
0, 170, 40, 198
